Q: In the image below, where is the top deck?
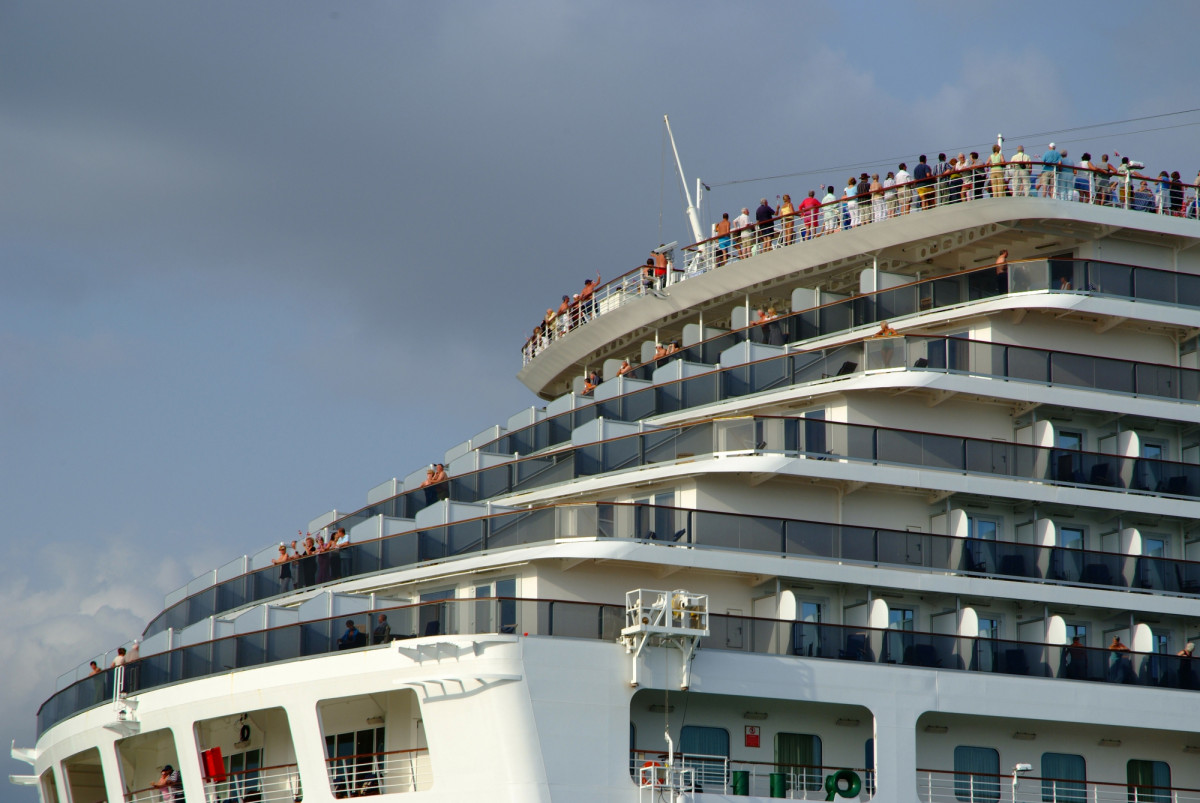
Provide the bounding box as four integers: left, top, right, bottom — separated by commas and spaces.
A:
518, 160, 1200, 399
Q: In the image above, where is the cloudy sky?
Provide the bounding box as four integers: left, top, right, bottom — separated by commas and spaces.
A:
5, 0, 1200, 796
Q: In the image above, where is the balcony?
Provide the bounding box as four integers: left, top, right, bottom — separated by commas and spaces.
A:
39, 596, 1200, 738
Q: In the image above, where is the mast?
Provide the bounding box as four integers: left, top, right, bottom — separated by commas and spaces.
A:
664, 114, 705, 245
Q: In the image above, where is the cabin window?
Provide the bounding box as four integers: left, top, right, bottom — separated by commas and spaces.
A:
1041, 752, 1085, 802
1126, 759, 1170, 803
474, 578, 517, 633
679, 726, 729, 790
418, 588, 455, 637
775, 732, 822, 792
326, 728, 386, 798
222, 748, 263, 801
953, 745, 999, 802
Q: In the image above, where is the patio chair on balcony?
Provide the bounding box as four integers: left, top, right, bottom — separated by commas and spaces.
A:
839, 633, 872, 661
902, 644, 942, 668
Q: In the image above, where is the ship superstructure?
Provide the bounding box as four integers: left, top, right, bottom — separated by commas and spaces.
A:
17, 157, 1200, 803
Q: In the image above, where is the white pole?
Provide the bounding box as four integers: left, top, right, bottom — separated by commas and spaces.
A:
664, 115, 705, 245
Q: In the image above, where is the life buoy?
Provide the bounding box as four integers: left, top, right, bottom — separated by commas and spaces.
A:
640, 761, 664, 787
824, 769, 862, 800
239, 723, 251, 742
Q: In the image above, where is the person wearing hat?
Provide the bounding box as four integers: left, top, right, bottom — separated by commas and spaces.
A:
1041, 142, 1062, 198
152, 764, 182, 802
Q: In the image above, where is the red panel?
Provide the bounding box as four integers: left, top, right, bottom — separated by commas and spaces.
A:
201, 747, 226, 782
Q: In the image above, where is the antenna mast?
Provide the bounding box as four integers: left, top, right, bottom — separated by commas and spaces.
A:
664, 115, 705, 245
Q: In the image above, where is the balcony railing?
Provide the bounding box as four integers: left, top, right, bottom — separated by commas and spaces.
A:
326, 748, 431, 796
142, 401, 1200, 639
631, 751, 874, 799
918, 768, 1200, 803
201, 763, 301, 803
40, 596, 1200, 738
523, 162, 1200, 364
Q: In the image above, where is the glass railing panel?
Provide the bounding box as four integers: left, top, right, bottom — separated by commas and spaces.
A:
875, 284, 918, 320
216, 576, 248, 613
899, 631, 960, 670
1007, 260, 1049, 293
446, 520, 485, 557
783, 519, 837, 558
863, 338, 907, 371
635, 427, 676, 464
657, 374, 684, 413
748, 357, 789, 394
964, 439, 1011, 476
602, 436, 642, 474
1050, 351, 1096, 388
837, 525, 880, 563
681, 373, 720, 408
1076, 451, 1127, 488
874, 428, 930, 466
622, 386, 657, 421
379, 530, 418, 569
1134, 555, 1180, 593
991, 540, 1041, 580
301, 619, 334, 656
1134, 267, 1177, 304
188, 587, 216, 624
1088, 357, 1136, 394
1177, 272, 1200, 307
1004, 345, 1048, 382
476, 463, 510, 500
723, 363, 752, 398
1048, 259, 1079, 291
489, 508, 555, 548
181, 643, 212, 679
512, 454, 571, 491
1086, 260, 1133, 296
544, 600, 607, 640
992, 638, 1047, 677
795, 310, 819, 342
691, 510, 781, 552
818, 302, 853, 337
235, 632, 266, 669
418, 526, 448, 562
1134, 362, 1180, 399
789, 352, 826, 385
876, 528, 930, 568
574, 403, 598, 429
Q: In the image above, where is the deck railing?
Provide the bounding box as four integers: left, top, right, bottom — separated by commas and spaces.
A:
522, 164, 1200, 364
631, 751, 874, 799
325, 748, 432, 796
140, 378, 1200, 640
917, 767, 1200, 803
40, 596, 1200, 737
201, 763, 301, 803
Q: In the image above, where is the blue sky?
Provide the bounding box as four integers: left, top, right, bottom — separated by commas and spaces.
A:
5, 0, 1200, 796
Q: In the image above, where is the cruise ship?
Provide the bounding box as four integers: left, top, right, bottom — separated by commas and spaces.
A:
16, 142, 1200, 803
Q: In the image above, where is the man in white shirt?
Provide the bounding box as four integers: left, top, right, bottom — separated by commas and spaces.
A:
894, 163, 912, 214
820, 186, 839, 232
731, 208, 752, 259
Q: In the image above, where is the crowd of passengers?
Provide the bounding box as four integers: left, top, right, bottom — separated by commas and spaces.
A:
524, 142, 1200, 362
271, 526, 350, 589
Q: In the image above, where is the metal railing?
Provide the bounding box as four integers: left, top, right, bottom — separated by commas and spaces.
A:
631, 751, 873, 799
918, 768, 1200, 803
201, 763, 301, 803
141, 389, 1200, 642
326, 748, 432, 796
40, 596, 1200, 738
522, 164, 1200, 364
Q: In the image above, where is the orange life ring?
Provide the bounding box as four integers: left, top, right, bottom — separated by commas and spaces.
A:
640, 760, 664, 787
